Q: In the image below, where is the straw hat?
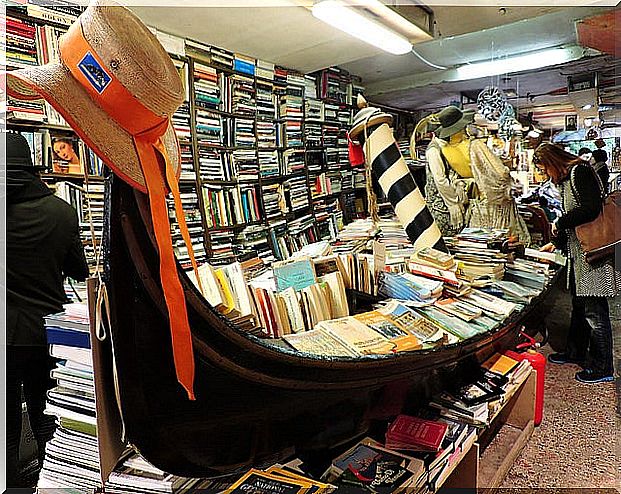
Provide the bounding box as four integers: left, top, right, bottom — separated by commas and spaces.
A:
5, 0, 184, 193
436, 106, 475, 139
349, 94, 393, 139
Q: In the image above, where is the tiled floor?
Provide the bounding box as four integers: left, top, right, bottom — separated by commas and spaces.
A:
499, 286, 620, 489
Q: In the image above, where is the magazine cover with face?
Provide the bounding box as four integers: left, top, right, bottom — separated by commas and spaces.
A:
51, 133, 84, 174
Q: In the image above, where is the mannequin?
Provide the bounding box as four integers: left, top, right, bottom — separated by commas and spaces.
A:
412, 108, 473, 236
413, 106, 530, 244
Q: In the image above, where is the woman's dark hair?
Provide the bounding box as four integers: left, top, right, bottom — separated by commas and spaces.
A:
532, 143, 582, 184
578, 147, 591, 156
592, 149, 608, 163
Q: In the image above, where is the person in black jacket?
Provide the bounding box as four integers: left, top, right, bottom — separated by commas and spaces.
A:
591, 148, 609, 193
537, 143, 620, 384
6, 132, 90, 487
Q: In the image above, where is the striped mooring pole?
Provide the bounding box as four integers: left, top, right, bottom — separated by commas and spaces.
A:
349, 97, 448, 253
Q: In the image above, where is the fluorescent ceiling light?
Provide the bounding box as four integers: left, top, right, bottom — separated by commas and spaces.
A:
455, 47, 577, 81
312, 0, 413, 55
355, 0, 432, 42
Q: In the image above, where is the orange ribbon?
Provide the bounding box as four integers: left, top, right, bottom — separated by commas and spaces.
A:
59, 18, 202, 399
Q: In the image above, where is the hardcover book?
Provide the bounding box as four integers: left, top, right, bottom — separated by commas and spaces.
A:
385, 415, 448, 452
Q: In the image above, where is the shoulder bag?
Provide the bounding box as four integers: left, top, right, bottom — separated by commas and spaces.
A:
571, 165, 620, 263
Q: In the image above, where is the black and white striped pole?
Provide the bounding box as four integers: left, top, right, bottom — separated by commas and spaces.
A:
349, 95, 448, 253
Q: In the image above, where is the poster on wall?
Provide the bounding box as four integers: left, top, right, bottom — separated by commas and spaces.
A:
565, 114, 578, 132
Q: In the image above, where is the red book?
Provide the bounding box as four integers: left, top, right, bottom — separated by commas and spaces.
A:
385, 414, 448, 452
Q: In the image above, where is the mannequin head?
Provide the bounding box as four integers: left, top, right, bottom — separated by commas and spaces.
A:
436, 106, 475, 141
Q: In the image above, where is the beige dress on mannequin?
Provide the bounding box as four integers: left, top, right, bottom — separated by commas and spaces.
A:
426, 132, 530, 244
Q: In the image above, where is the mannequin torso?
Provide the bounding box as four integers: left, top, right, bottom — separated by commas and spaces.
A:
440, 130, 474, 178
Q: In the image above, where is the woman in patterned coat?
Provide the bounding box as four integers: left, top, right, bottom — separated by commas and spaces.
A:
538, 143, 620, 383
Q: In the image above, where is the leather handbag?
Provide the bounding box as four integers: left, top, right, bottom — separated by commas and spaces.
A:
572, 166, 621, 263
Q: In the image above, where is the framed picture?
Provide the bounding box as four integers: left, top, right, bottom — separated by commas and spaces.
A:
565, 114, 578, 132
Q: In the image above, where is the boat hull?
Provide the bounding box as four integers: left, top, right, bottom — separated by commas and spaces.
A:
102, 178, 550, 476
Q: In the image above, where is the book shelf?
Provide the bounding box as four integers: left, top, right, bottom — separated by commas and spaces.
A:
438, 369, 536, 491
6, 3, 401, 269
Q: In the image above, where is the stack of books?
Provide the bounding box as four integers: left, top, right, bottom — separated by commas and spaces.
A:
262, 183, 285, 220
38, 303, 99, 491
304, 121, 322, 147
273, 66, 288, 93
287, 214, 317, 249
323, 437, 427, 493
105, 454, 215, 493
209, 46, 234, 70
232, 149, 259, 182
340, 169, 353, 190
198, 146, 228, 181
446, 231, 509, 286
354, 169, 366, 189
504, 258, 550, 290
233, 118, 256, 148
283, 150, 305, 175
229, 74, 256, 115
337, 128, 349, 160
256, 119, 277, 148
303, 74, 317, 99
323, 103, 339, 122
305, 98, 324, 121
256, 59, 275, 80
379, 271, 444, 302
233, 118, 257, 148
319, 67, 350, 104
385, 414, 448, 453
193, 63, 220, 110
321, 123, 339, 147
269, 220, 291, 261
286, 175, 310, 212
306, 150, 324, 174
283, 120, 303, 148
258, 150, 280, 178
325, 147, 339, 171
195, 109, 223, 146
233, 53, 255, 76
236, 225, 274, 264
208, 230, 237, 265
6, 15, 38, 68
337, 108, 352, 126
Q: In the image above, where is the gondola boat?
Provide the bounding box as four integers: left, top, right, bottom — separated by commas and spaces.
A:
99, 175, 556, 478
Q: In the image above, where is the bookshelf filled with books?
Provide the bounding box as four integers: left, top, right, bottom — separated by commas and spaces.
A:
6, 3, 378, 269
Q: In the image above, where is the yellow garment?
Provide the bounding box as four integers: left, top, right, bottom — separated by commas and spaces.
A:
441, 132, 474, 178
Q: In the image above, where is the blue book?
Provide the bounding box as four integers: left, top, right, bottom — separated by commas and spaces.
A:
233, 59, 255, 76
273, 257, 317, 292
46, 326, 91, 349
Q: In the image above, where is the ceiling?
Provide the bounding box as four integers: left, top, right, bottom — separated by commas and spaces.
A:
128, 2, 619, 124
